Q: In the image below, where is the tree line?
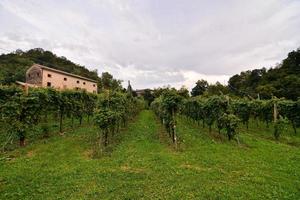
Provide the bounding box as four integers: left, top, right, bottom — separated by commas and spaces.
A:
185, 48, 300, 100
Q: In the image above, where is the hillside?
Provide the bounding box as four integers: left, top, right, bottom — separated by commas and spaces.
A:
0, 48, 99, 85
228, 48, 300, 100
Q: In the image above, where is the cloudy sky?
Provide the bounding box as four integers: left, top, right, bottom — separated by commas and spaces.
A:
0, 0, 300, 89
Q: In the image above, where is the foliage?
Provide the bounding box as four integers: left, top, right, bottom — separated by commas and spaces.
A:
0, 87, 41, 146
151, 89, 183, 145
203, 96, 228, 132
0, 48, 98, 85
126, 81, 133, 96
206, 82, 229, 96
94, 90, 143, 148
273, 116, 289, 140
177, 86, 190, 98
191, 79, 208, 97
228, 48, 300, 100
98, 72, 123, 92
231, 98, 251, 129
0, 86, 102, 148
142, 89, 155, 107
218, 113, 240, 140
181, 95, 300, 141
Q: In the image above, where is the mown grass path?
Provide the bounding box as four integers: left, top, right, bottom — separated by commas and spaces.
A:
0, 110, 300, 199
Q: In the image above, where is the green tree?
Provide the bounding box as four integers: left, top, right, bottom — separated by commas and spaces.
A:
126, 81, 133, 96
191, 79, 208, 97
143, 89, 155, 107
99, 72, 122, 92
177, 86, 190, 98
206, 82, 229, 96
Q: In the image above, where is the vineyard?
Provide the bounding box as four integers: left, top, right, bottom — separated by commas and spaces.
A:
0, 86, 143, 151
0, 86, 300, 199
152, 88, 300, 146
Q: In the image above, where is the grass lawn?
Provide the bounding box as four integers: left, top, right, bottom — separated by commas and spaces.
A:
0, 110, 299, 199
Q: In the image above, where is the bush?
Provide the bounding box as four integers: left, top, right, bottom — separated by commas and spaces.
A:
274, 116, 289, 140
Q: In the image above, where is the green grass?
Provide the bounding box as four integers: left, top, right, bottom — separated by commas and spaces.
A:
0, 110, 300, 199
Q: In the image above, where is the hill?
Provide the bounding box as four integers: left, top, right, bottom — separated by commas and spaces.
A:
228, 48, 300, 100
0, 48, 99, 85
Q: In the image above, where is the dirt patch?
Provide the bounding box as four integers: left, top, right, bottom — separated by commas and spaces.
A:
83, 149, 93, 159
27, 150, 35, 158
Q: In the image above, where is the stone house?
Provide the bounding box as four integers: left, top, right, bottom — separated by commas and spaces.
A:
23, 64, 98, 93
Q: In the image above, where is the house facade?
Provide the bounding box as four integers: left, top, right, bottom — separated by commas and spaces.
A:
135, 89, 153, 97
25, 64, 98, 93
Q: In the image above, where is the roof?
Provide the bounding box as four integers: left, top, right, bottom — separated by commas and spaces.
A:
16, 81, 39, 88
29, 64, 98, 83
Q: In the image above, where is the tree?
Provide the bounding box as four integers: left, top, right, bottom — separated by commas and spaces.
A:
227, 48, 300, 100
191, 79, 208, 97
277, 75, 300, 100
281, 49, 300, 74
143, 89, 155, 107
127, 80, 133, 96
99, 72, 123, 92
206, 82, 229, 96
177, 86, 190, 98
256, 84, 276, 99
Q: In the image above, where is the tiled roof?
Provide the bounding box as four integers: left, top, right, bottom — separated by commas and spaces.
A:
32, 64, 98, 83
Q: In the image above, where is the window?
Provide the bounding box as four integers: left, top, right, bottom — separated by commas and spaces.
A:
47, 82, 51, 87
48, 74, 52, 78
93, 84, 96, 87
28, 74, 31, 78
64, 77, 67, 81
83, 82, 86, 85
37, 73, 40, 77
75, 87, 80, 90
93, 90, 96, 94
77, 80, 80, 84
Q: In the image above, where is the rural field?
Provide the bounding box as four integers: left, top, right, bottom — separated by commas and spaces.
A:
1, 1, 300, 199
1, 110, 299, 200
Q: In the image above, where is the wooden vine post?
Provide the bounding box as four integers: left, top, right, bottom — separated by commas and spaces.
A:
273, 96, 278, 123
172, 108, 177, 149
24, 83, 29, 96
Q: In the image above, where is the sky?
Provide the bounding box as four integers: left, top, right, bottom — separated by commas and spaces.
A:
0, 0, 300, 89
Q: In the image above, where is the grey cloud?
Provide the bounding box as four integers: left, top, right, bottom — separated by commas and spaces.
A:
0, 0, 300, 89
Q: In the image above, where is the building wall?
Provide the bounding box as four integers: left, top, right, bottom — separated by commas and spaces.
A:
26, 66, 43, 86
41, 69, 97, 93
